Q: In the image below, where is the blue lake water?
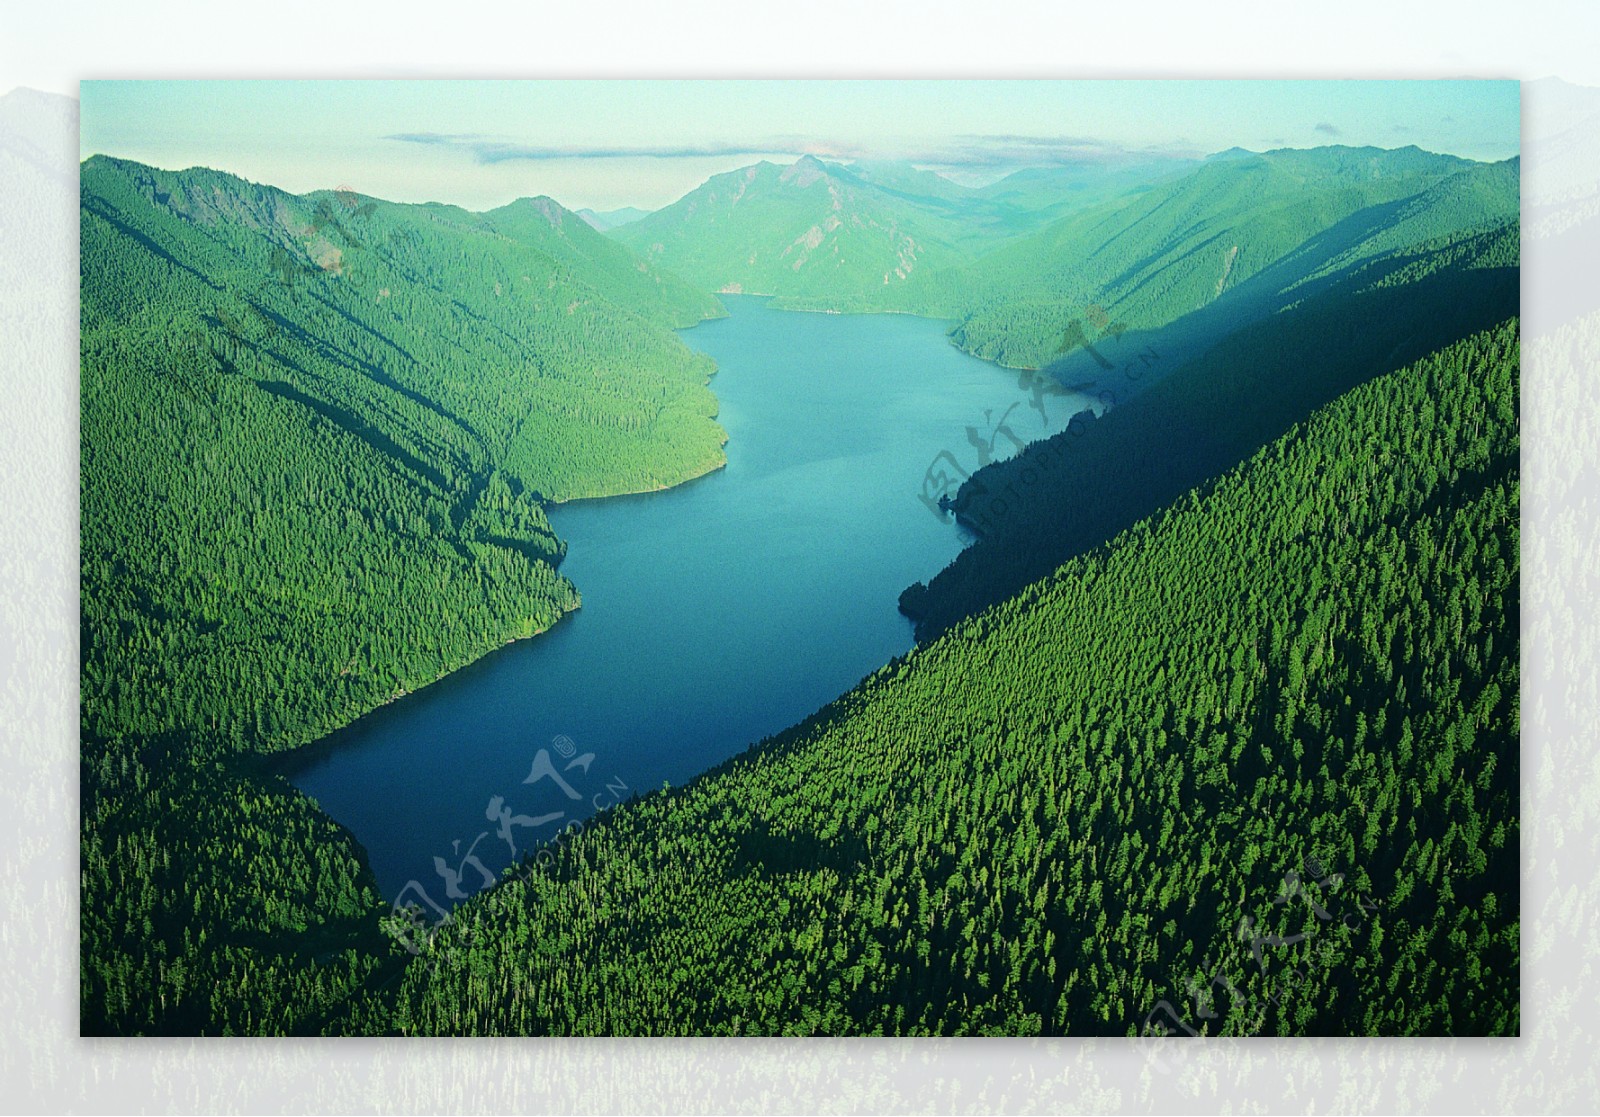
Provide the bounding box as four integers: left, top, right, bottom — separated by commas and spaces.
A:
286, 296, 1093, 903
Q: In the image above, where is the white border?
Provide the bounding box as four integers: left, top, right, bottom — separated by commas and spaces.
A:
4, 2, 1598, 1112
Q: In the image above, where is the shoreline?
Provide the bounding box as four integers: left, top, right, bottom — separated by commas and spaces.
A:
545, 454, 730, 512
270, 286, 1072, 927
703, 291, 1044, 372
275, 437, 730, 778
276, 293, 1055, 783
276, 347, 735, 776
269, 607, 576, 780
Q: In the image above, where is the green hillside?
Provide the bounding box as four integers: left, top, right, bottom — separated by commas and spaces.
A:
902, 213, 1519, 639
648, 147, 1514, 384
77, 143, 1520, 1039
575, 205, 652, 231
969, 157, 1195, 219
938, 147, 1500, 368
78, 157, 726, 1033
611, 154, 1171, 304
614, 155, 971, 298
356, 319, 1519, 1037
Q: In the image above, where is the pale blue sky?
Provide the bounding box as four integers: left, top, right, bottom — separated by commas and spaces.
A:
79, 80, 1520, 212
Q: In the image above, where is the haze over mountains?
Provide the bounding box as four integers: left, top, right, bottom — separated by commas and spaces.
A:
612, 151, 1195, 302
614, 145, 1517, 371
575, 205, 651, 231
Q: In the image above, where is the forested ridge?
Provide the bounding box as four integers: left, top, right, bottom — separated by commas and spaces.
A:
927, 149, 1516, 369
900, 214, 1519, 639
79, 146, 1520, 1038
611, 154, 1101, 302
79, 157, 727, 1033
347, 320, 1519, 1036
616, 145, 1517, 375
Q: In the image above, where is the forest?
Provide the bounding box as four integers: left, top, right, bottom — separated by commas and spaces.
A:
79, 157, 728, 1032
901, 216, 1519, 638
335, 320, 1520, 1036
79, 146, 1520, 1037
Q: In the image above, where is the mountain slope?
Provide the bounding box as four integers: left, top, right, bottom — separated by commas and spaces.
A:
80, 156, 727, 502
612, 154, 1193, 308
78, 143, 1521, 1040
362, 319, 1520, 1038
902, 211, 1518, 640
614, 155, 974, 298
938, 146, 1491, 368
78, 157, 728, 1033
673, 146, 1511, 381
481, 195, 719, 327
576, 206, 652, 231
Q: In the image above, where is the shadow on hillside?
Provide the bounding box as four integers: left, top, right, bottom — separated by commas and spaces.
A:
725, 815, 865, 881
1036, 196, 1493, 404
903, 239, 1520, 641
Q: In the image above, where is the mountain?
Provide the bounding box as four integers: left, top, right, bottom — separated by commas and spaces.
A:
480, 194, 719, 326
612, 154, 977, 299
630, 145, 1508, 368
1524, 77, 1600, 210
839, 158, 975, 201
1525, 79, 1600, 332
364, 317, 1520, 1037
576, 205, 652, 231
993, 152, 1523, 404
610, 154, 1162, 304
0, 86, 78, 184
1204, 145, 1261, 162
970, 156, 1196, 219
77, 135, 1522, 1039
2, 90, 78, 1056
936, 146, 1495, 368
897, 151, 1518, 641
78, 156, 728, 1033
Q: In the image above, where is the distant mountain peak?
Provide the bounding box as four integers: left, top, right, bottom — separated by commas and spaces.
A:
2, 85, 80, 177
840, 159, 972, 200
526, 195, 567, 226
576, 206, 652, 231
780, 154, 831, 188
2, 85, 71, 109
845, 157, 926, 180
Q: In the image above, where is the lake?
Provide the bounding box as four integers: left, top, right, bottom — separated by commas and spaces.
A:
286, 295, 1094, 903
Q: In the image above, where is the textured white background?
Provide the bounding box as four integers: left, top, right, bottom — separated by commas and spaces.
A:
3, 2, 1597, 1112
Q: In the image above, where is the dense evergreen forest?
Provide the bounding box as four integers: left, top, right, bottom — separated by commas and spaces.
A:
925, 150, 1518, 368
80, 145, 1519, 1037
347, 320, 1520, 1036
901, 217, 1519, 639
79, 157, 728, 1032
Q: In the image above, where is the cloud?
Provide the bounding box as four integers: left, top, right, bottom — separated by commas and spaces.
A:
384, 132, 811, 163
385, 132, 489, 145
953, 132, 1108, 149
382, 130, 1197, 170
931, 134, 1187, 167
1314, 122, 1342, 136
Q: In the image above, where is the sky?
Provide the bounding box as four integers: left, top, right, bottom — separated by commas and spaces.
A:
78, 80, 1521, 213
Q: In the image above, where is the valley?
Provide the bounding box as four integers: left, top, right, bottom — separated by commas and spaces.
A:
77, 132, 1522, 1038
